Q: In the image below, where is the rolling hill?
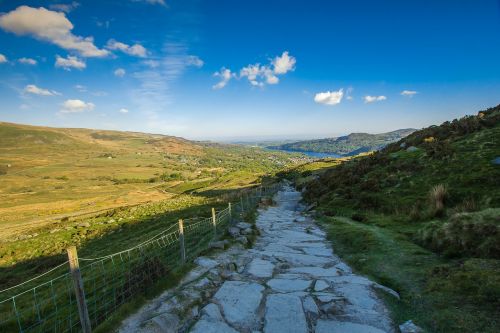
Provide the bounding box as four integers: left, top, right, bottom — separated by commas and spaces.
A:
269, 128, 416, 156
0, 122, 296, 242
281, 104, 500, 332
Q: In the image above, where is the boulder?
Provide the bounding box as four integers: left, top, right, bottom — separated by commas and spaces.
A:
406, 146, 419, 152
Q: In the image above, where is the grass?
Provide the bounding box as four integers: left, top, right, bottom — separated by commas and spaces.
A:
319, 216, 500, 333
288, 106, 500, 332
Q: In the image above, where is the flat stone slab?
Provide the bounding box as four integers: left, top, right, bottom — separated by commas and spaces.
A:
190, 319, 238, 333
288, 266, 340, 277
314, 280, 329, 291
213, 281, 264, 327
267, 278, 311, 292
315, 320, 386, 333
247, 258, 275, 278
264, 294, 308, 333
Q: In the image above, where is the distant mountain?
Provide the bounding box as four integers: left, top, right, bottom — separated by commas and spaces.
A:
269, 128, 417, 156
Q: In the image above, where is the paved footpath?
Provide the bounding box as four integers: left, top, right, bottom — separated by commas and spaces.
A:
119, 184, 397, 332
189, 184, 396, 333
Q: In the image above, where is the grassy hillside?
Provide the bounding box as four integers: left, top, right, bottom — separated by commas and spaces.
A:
282, 105, 500, 332
269, 128, 416, 155
0, 122, 300, 284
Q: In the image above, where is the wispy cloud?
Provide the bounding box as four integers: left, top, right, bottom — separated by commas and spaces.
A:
114, 68, 126, 77
133, 0, 167, 6
314, 89, 344, 106
131, 42, 203, 128
364, 95, 387, 103
24, 84, 60, 96
0, 53, 7, 63
213, 68, 234, 89
106, 39, 147, 57
49, 2, 80, 13
55, 55, 86, 70
18, 57, 37, 65
401, 90, 418, 97
119, 108, 129, 113
0, 6, 108, 57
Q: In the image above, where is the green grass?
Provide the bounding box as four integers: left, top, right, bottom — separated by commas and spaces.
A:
319, 216, 499, 333
291, 106, 500, 332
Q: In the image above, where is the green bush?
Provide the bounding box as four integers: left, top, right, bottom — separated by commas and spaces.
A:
418, 209, 500, 258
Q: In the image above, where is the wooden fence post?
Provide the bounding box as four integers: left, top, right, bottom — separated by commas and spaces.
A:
178, 219, 186, 263
67, 246, 92, 333
240, 196, 245, 212
211, 208, 217, 237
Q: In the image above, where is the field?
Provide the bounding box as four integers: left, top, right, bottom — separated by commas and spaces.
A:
0, 122, 301, 286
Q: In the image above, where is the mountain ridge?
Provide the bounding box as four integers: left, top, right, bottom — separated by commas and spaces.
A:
268, 128, 417, 156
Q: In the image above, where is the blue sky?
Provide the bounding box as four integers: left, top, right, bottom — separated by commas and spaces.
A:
0, 0, 499, 140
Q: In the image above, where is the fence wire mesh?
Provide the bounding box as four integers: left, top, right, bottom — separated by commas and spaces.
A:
0, 184, 279, 333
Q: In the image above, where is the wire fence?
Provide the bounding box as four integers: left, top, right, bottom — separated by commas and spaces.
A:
0, 184, 279, 333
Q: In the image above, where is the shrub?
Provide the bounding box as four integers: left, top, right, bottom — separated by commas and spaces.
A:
418, 208, 500, 258
429, 184, 448, 217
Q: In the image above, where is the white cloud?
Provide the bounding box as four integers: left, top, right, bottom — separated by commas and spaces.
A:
364, 95, 387, 103
60, 99, 94, 113
134, 0, 166, 5
221, 51, 295, 88
0, 6, 108, 57
314, 89, 344, 106
24, 84, 60, 96
49, 2, 80, 13
18, 57, 37, 65
106, 39, 147, 57
55, 55, 85, 70
119, 108, 129, 113
74, 84, 87, 92
186, 55, 204, 68
114, 68, 126, 77
0, 53, 7, 63
142, 59, 160, 68
401, 90, 418, 97
272, 51, 296, 74
213, 68, 233, 89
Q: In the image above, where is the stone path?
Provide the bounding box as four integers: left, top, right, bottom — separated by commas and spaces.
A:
119, 184, 396, 333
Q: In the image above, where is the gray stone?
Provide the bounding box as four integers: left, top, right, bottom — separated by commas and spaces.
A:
314, 280, 329, 291
242, 228, 253, 235
264, 294, 308, 333
302, 296, 319, 315
315, 320, 386, 333
194, 257, 219, 269
146, 313, 179, 333
399, 320, 424, 333
267, 279, 311, 292
288, 266, 340, 277
491, 157, 500, 165
400, 142, 407, 148
201, 303, 224, 321
190, 319, 238, 333
228, 227, 241, 237
213, 281, 264, 327
236, 222, 252, 229
236, 236, 248, 244
247, 258, 274, 278
194, 277, 211, 289
406, 146, 419, 152
77, 222, 90, 228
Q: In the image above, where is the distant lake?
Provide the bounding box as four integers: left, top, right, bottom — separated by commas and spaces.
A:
267, 147, 342, 158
